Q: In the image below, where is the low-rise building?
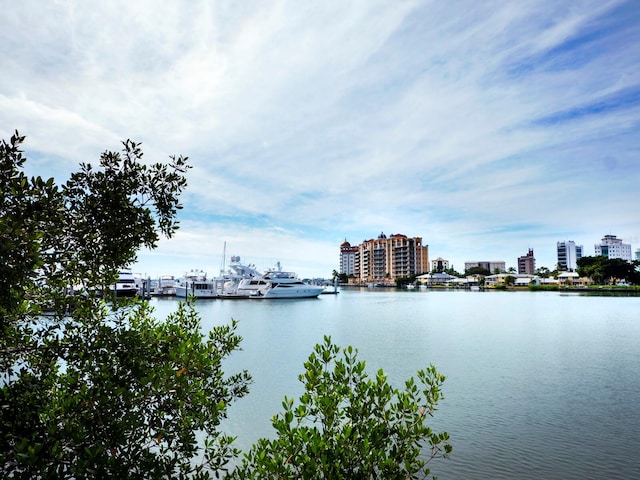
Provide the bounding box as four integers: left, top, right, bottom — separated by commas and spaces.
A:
464, 261, 506, 274
417, 272, 457, 286
484, 273, 535, 287
430, 257, 449, 273
557, 272, 591, 286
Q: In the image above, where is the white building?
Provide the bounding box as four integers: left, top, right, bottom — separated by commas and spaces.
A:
339, 240, 358, 275
430, 257, 449, 272
594, 235, 632, 262
557, 241, 583, 271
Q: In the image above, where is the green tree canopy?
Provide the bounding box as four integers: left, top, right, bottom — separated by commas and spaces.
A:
0, 132, 251, 478
395, 274, 417, 287
465, 266, 490, 276
535, 266, 551, 278
444, 266, 462, 277
577, 256, 640, 285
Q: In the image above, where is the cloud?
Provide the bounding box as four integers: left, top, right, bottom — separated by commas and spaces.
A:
2, 0, 639, 276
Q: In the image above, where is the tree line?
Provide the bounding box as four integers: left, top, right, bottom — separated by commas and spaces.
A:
576, 256, 640, 285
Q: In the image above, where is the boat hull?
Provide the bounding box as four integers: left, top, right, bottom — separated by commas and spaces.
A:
175, 284, 219, 298
261, 285, 324, 299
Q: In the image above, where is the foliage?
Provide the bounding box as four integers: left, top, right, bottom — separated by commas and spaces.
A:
577, 256, 640, 285
528, 284, 560, 291
534, 266, 551, 278
0, 131, 64, 319
395, 275, 417, 288
232, 337, 451, 480
465, 266, 490, 276
1, 299, 250, 478
1, 131, 190, 315
443, 267, 462, 278
330, 271, 349, 284
1, 132, 251, 478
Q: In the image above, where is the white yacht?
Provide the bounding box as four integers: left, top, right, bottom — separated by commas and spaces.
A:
149, 275, 177, 296
221, 260, 266, 298
261, 272, 325, 299
222, 259, 323, 299
175, 270, 221, 298
114, 269, 139, 297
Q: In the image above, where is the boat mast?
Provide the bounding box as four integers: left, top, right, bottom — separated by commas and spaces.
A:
220, 241, 227, 276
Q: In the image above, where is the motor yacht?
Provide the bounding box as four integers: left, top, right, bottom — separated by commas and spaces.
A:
175, 270, 221, 298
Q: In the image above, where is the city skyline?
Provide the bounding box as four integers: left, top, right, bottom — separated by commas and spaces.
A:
2, 1, 639, 278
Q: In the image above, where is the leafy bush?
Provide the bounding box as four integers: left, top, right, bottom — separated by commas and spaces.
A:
232, 336, 451, 480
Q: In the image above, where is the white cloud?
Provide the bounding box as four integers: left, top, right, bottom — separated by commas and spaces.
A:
2, 0, 638, 277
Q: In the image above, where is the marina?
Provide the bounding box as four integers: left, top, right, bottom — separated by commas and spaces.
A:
148, 258, 327, 300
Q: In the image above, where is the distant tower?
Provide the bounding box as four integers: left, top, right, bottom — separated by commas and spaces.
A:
594, 235, 632, 261
557, 241, 583, 271
518, 248, 535, 275
339, 239, 357, 275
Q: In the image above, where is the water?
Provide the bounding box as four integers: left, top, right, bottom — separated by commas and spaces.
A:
150, 289, 640, 479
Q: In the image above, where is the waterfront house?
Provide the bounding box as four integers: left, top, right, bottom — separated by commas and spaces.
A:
557, 271, 591, 286
484, 273, 536, 287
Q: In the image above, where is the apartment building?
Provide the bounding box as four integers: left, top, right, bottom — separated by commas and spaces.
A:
594, 235, 632, 262
518, 248, 535, 275
557, 240, 583, 271
352, 232, 428, 283
339, 240, 358, 275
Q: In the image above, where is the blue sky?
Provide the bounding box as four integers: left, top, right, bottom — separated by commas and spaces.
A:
2, 0, 639, 278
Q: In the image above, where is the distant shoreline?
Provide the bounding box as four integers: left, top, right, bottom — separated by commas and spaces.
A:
340, 284, 640, 295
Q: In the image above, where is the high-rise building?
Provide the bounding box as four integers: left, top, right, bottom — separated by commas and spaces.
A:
594, 235, 632, 262
339, 239, 358, 275
635, 248, 640, 261
518, 248, 535, 274
352, 232, 428, 283
557, 241, 583, 271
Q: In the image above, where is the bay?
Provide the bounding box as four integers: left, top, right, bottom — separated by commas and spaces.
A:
150, 289, 640, 479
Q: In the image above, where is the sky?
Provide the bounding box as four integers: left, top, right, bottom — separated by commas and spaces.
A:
2, 0, 639, 278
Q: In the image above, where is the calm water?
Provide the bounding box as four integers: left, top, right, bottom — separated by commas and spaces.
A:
150, 289, 640, 479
